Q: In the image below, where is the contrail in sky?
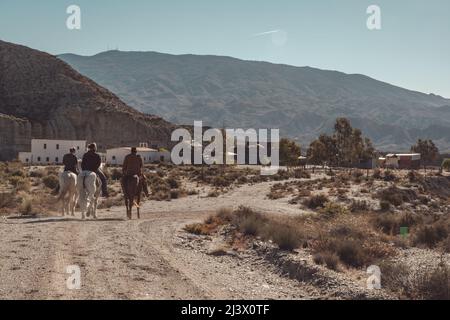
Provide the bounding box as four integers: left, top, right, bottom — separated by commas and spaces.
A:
252, 30, 280, 37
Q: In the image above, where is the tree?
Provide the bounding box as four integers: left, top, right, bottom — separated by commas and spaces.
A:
411, 139, 439, 171
334, 118, 354, 166
279, 138, 301, 167
307, 139, 327, 166
318, 134, 338, 166
332, 118, 376, 167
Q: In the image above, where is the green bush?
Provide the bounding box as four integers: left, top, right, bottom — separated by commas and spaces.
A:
442, 159, 450, 172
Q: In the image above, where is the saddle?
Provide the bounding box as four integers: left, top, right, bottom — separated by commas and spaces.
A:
81, 171, 101, 189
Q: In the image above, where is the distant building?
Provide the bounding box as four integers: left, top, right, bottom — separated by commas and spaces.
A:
106, 143, 171, 165
18, 139, 86, 165
381, 153, 421, 169
357, 158, 378, 169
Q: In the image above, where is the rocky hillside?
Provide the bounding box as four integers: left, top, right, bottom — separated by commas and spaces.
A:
0, 41, 175, 161
59, 51, 450, 151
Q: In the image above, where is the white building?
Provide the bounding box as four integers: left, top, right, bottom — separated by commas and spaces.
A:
106, 144, 171, 165
18, 139, 86, 165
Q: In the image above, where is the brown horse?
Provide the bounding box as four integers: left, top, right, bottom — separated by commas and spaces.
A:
122, 175, 142, 220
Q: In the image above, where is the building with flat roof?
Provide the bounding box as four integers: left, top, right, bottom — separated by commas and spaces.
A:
18, 139, 86, 165
106, 143, 170, 165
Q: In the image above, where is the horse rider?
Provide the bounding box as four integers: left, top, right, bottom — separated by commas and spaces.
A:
63, 147, 79, 175
122, 147, 150, 197
81, 143, 109, 197
56, 147, 79, 193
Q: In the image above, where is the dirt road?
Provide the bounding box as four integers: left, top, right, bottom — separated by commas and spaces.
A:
0, 192, 316, 300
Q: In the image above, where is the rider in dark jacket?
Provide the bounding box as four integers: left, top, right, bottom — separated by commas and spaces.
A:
81, 143, 108, 197
122, 147, 150, 197
63, 148, 79, 175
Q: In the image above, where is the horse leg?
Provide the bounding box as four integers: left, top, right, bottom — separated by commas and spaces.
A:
128, 198, 132, 220
93, 197, 98, 219
70, 192, 76, 216
137, 194, 141, 219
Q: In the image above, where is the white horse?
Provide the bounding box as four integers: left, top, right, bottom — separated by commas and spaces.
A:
77, 169, 102, 220
57, 171, 78, 216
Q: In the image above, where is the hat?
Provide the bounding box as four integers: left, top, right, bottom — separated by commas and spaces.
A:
88, 143, 97, 151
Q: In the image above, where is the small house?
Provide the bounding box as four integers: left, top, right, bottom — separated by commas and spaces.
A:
383, 153, 421, 169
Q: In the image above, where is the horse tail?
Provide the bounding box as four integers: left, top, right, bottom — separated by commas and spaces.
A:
57, 183, 70, 202
83, 175, 87, 189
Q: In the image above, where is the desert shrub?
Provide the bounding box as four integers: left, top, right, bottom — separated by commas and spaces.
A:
442, 159, 450, 172
303, 194, 329, 209
288, 190, 312, 204
379, 200, 391, 212
166, 176, 180, 189
330, 225, 365, 240
265, 223, 303, 251
407, 170, 422, 183
413, 225, 448, 248
319, 202, 349, 217
350, 199, 369, 212
216, 208, 234, 222
186, 189, 199, 196
19, 198, 34, 215
378, 186, 417, 206
170, 189, 186, 199
98, 196, 124, 209
293, 169, 311, 179
42, 175, 59, 189
184, 223, 210, 235
29, 169, 45, 178
334, 239, 368, 268
237, 175, 248, 184
110, 168, 122, 181
374, 212, 421, 235
380, 260, 450, 300
0, 192, 16, 209
207, 191, 219, 198
267, 189, 284, 200
10, 169, 26, 177
234, 208, 266, 236
313, 251, 340, 270
378, 261, 411, 294
383, 170, 397, 182
9, 176, 31, 192
152, 190, 171, 201
417, 262, 450, 300
443, 237, 450, 253
372, 168, 382, 179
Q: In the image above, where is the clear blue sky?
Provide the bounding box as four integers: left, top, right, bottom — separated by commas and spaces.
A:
1, 0, 449, 98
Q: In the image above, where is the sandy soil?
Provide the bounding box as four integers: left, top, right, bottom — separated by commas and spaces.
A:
0, 180, 324, 300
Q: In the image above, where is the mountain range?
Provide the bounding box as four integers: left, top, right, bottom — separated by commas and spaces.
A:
59, 50, 450, 152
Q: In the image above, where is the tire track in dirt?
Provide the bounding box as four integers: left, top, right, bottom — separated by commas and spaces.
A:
0, 206, 314, 299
